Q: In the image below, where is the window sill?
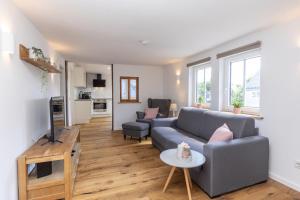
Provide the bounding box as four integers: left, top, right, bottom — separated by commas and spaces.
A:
191, 103, 211, 109
237, 112, 264, 120
118, 101, 142, 104
222, 110, 264, 120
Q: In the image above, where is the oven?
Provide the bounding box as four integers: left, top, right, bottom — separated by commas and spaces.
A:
92, 99, 107, 113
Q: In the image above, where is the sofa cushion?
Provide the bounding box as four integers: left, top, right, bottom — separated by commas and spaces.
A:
208, 123, 233, 143
148, 98, 171, 117
136, 119, 152, 125
176, 108, 207, 138
202, 110, 256, 140
122, 122, 149, 131
151, 127, 206, 153
144, 107, 159, 119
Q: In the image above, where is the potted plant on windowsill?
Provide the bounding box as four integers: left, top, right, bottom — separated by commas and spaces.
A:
232, 98, 243, 114
196, 96, 204, 108
231, 85, 244, 114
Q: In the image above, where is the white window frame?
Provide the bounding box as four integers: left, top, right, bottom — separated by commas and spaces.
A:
223, 50, 261, 114
191, 62, 212, 108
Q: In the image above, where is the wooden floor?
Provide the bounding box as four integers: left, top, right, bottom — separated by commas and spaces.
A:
73, 117, 300, 200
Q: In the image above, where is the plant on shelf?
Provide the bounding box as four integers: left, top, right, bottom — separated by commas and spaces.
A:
30, 47, 45, 61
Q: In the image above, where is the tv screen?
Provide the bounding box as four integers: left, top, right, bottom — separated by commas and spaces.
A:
49, 96, 65, 142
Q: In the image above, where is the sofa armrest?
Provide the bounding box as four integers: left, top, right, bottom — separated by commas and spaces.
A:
202, 136, 269, 196
136, 111, 145, 119
151, 118, 177, 128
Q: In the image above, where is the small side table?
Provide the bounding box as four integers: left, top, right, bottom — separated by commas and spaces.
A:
160, 149, 206, 200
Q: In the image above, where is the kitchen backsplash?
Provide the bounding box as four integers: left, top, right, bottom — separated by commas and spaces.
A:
80, 87, 112, 99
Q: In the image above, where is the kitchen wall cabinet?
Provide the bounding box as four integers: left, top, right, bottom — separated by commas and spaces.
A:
73, 67, 86, 88
86, 73, 97, 88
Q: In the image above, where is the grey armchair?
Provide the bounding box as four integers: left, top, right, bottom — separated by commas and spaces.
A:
136, 98, 171, 126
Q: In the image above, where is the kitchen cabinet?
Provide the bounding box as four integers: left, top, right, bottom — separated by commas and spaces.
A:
73, 67, 86, 87
86, 73, 97, 88
73, 100, 91, 124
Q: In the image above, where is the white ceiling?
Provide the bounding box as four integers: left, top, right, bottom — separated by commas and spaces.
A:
13, 0, 300, 66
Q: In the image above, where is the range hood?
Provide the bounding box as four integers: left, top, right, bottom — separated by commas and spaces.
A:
93, 74, 106, 87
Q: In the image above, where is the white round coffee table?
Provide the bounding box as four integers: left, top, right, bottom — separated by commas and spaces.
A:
160, 149, 206, 200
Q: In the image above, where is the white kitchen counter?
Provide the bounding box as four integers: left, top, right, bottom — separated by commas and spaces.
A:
74, 99, 91, 101
73, 100, 92, 124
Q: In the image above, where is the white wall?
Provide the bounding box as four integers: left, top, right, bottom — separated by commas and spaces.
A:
163, 61, 190, 109
163, 17, 300, 191
0, 0, 64, 199
113, 64, 164, 130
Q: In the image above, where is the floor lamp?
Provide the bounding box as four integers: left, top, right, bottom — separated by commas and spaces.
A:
170, 103, 178, 117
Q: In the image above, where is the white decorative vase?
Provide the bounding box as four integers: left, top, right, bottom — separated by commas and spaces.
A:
177, 142, 192, 161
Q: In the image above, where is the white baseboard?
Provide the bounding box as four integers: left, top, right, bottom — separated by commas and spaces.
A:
113, 127, 122, 131
269, 172, 300, 192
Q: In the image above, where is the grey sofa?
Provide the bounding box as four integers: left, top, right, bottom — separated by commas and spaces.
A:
136, 98, 171, 125
151, 107, 269, 197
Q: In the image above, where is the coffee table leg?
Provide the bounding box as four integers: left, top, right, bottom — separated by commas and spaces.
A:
184, 168, 192, 200
163, 166, 176, 192
187, 169, 192, 189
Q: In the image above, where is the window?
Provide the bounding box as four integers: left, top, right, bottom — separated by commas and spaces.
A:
223, 50, 261, 113
120, 76, 139, 103
192, 63, 212, 106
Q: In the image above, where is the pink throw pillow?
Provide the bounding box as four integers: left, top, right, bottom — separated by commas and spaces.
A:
144, 108, 159, 120
208, 123, 233, 143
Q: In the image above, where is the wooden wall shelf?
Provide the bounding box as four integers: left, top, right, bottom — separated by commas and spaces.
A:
18, 127, 80, 200
19, 44, 61, 73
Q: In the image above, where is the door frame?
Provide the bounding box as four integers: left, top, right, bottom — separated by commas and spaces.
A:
64, 60, 69, 126
111, 64, 114, 131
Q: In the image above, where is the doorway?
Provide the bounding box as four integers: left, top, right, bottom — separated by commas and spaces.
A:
64, 62, 114, 131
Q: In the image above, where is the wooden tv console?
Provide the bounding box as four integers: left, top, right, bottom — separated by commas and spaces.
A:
17, 127, 80, 200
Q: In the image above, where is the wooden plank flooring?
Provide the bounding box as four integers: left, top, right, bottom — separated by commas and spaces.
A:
73, 117, 300, 200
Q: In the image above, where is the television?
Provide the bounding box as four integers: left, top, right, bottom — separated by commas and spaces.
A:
49, 96, 65, 143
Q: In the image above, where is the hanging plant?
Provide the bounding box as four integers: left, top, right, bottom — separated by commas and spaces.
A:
41, 71, 48, 95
